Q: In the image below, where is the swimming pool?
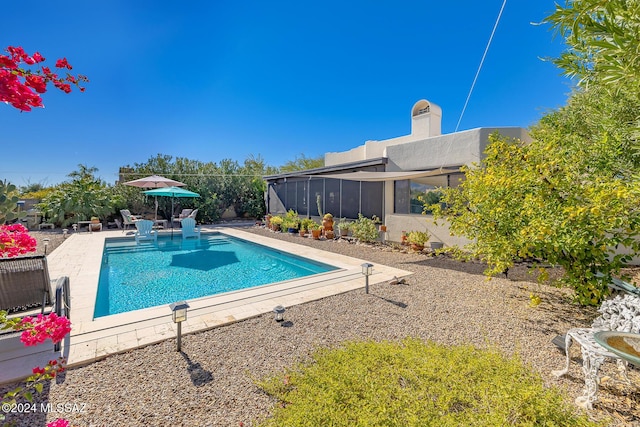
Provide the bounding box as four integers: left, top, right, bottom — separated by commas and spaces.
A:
94, 233, 338, 318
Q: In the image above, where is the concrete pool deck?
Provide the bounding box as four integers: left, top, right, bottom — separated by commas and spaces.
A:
0, 226, 412, 384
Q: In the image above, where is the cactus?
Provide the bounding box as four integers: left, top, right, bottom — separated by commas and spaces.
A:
0, 181, 25, 224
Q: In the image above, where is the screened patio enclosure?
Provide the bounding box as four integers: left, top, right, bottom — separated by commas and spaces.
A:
264, 158, 461, 221
267, 177, 384, 220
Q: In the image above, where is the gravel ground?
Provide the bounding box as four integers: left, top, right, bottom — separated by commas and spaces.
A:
3, 227, 640, 426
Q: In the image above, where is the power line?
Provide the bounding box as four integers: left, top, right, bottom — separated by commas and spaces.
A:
454, 0, 508, 133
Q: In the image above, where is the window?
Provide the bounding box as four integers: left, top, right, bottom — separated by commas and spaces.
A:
395, 177, 444, 215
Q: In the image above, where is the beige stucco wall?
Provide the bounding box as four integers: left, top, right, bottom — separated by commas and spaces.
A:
384, 214, 471, 247
325, 127, 530, 171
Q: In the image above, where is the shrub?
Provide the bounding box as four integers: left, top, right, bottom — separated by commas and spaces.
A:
299, 218, 316, 232
407, 230, 429, 246
350, 214, 379, 243
257, 338, 597, 427
337, 218, 353, 232
269, 216, 283, 229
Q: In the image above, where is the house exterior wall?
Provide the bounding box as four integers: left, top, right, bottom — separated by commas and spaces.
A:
265, 100, 531, 249
385, 127, 529, 172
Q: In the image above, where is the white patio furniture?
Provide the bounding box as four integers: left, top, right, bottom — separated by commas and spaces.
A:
552, 293, 640, 409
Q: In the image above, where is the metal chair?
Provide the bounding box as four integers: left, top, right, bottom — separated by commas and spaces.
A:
0, 255, 70, 351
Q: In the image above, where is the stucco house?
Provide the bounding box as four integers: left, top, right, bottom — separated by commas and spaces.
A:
264, 99, 530, 245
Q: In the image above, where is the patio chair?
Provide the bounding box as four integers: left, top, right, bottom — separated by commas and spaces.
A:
181, 218, 201, 239
120, 209, 140, 232
552, 291, 640, 409
173, 209, 198, 228
177, 209, 193, 220
0, 255, 71, 352
134, 219, 157, 244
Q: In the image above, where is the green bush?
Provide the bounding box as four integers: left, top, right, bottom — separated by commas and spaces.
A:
257, 338, 597, 427
350, 214, 380, 243
407, 230, 430, 246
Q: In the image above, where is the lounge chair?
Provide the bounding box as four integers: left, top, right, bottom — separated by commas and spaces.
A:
177, 209, 193, 220
134, 220, 157, 244
0, 255, 70, 351
181, 218, 201, 239
120, 209, 140, 232
173, 209, 198, 228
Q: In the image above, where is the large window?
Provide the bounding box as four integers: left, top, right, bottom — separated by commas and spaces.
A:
394, 178, 444, 215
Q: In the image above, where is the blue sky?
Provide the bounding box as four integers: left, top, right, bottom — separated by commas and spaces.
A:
1, 1, 571, 187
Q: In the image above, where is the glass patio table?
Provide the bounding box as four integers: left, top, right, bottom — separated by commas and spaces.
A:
594, 331, 640, 367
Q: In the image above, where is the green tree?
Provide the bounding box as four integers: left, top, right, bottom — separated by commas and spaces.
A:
544, 0, 640, 91
431, 2, 640, 305
38, 165, 120, 227
118, 154, 276, 223
433, 127, 640, 305
0, 180, 25, 224
278, 154, 324, 173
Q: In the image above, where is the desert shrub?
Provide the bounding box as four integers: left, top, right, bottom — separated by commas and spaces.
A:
257, 338, 597, 427
350, 214, 380, 243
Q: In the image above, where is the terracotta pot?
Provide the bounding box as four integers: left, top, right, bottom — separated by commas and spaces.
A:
410, 243, 424, 251
325, 231, 335, 240
311, 229, 321, 239
379, 225, 387, 232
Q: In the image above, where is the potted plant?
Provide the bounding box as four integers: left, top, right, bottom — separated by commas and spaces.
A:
337, 218, 353, 237
300, 218, 316, 237
269, 215, 283, 232
89, 216, 101, 232
282, 217, 299, 234
407, 230, 429, 251
322, 213, 335, 239
308, 222, 322, 239
430, 241, 444, 250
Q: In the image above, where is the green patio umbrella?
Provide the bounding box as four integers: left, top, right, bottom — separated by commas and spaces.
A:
124, 175, 186, 221
143, 186, 200, 237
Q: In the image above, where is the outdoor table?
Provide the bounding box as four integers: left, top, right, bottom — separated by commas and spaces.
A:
77, 220, 92, 231
153, 219, 168, 229
594, 331, 640, 368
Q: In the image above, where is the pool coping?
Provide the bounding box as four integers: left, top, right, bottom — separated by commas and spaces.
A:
0, 226, 412, 384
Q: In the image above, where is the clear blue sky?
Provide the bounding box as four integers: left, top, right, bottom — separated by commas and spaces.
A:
1, 1, 571, 187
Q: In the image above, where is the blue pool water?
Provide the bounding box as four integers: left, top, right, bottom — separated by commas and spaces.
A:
94, 233, 337, 318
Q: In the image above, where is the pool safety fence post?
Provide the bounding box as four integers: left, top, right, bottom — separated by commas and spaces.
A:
169, 301, 190, 351
361, 263, 373, 294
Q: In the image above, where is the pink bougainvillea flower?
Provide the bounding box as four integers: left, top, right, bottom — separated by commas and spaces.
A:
20, 312, 72, 346
0, 223, 37, 257
32, 52, 45, 63
1, 46, 87, 111
25, 74, 47, 93
55, 58, 71, 69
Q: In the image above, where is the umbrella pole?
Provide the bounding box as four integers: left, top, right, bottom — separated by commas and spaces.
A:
171, 197, 174, 240
155, 196, 158, 222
